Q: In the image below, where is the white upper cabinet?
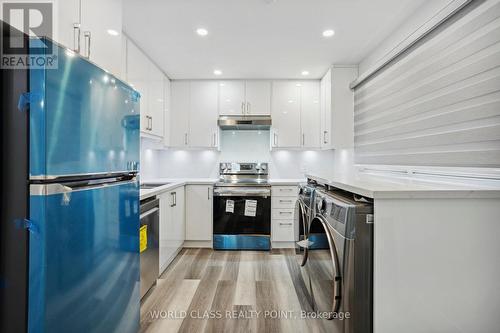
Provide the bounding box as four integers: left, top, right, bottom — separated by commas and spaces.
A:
218, 81, 245, 116
300, 81, 321, 148
80, 0, 122, 75
218, 80, 271, 116
170, 81, 219, 149
320, 69, 332, 149
126, 38, 166, 138
119, 35, 128, 81
271, 81, 301, 148
126, 41, 149, 133
245, 81, 272, 115
320, 66, 358, 149
271, 81, 321, 149
163, 76, 171, 147
56, 0, 81, 52
189, 81, 219, 148
57, 0, 123, 76
170, 81, 190, 147
147, 61, 165, 138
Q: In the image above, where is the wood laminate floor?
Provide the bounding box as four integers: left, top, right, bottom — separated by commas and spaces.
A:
140, 249, 336, 333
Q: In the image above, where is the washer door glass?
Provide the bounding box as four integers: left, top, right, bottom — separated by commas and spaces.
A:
305, 216, 342, 317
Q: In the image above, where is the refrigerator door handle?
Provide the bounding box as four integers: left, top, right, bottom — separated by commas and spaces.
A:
83, 31, 91, 58
31, 177, 137, 195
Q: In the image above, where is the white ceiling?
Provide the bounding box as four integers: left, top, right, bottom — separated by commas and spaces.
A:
123, 0, 428, 79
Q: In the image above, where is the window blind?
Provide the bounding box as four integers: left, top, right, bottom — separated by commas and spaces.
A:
353, 0, 500, 167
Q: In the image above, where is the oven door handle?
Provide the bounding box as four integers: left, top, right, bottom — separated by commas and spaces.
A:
214, 188, 271, 197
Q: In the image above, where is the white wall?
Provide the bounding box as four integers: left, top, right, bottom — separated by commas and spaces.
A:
359, 0, 454, 75
140, 131, 346, 180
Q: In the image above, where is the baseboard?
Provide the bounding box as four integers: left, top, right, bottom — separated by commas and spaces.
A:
183, 240, 213, 248
271, 241, 295, 249
159, 247, 183, 275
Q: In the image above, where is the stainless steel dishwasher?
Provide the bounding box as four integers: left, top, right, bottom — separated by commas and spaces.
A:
140, 196, 159, 299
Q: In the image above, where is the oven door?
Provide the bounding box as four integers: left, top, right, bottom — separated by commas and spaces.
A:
213, 187, 271, 250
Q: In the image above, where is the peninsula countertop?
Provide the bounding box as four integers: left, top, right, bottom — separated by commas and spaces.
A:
306, 172, 500, 199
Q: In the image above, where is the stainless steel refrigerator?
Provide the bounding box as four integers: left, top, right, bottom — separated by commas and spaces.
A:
1, 22, 141, 333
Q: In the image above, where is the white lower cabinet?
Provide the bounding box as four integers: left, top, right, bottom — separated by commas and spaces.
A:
271, 186, 298, 243
158, 186, 185, 274
185, 185, 213, 241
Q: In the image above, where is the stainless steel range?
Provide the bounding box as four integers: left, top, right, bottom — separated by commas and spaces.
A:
213, 162, 271, 250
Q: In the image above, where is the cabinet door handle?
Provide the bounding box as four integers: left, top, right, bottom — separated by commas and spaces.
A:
273, 133, 278, 146
279, 188, 293, 192
302, 133, 305, 146
170, 192, 175, 207
73, 23, 81, 53
83, 31, 91, 59
323, 131, 328, 144
207, 187, 210, 200
247, 102, 250, 114
279, 211, 293, 215
212, 133, 216, 147
241, 102, 245, 114
149, 116, 153, 131
184, 133, 188, 145
279, 222, 293, 226
279, 199, 293, 203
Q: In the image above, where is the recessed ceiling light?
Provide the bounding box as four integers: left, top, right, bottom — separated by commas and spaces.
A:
107, 29, 119, 36
301, 70, 310, 76
213, 69, 222, 76
322, 29, 335, 37
196, 28, 208, 36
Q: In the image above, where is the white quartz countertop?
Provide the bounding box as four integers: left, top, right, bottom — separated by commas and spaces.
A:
140, 178, 305, 200
306, 172, 500, 199
140, 178, 218, 200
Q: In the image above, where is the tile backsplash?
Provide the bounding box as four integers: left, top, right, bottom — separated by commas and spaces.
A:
140, 131, 353, 180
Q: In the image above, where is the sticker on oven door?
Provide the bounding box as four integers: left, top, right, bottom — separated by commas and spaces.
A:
226, 199, 235, 213
244, 200, 257, 217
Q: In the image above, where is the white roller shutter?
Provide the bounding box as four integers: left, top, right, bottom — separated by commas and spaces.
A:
353, 0, 500, 167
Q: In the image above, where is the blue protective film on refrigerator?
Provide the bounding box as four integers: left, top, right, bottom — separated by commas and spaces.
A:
29, 38, 140, 178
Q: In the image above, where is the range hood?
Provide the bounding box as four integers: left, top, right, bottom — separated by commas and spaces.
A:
218, 115, 272, 130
